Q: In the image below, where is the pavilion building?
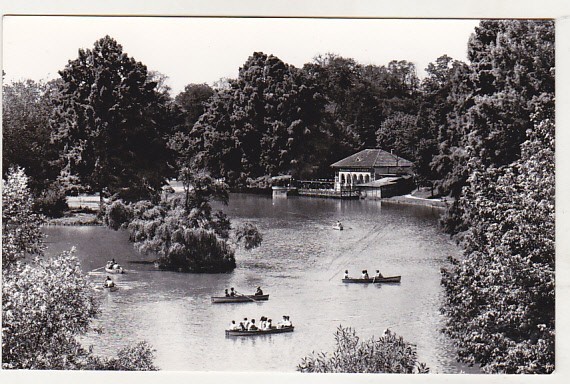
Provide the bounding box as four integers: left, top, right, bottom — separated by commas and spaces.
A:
330, 149, 413, 196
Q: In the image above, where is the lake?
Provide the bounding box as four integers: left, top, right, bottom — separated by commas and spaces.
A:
43, 194, 476, 373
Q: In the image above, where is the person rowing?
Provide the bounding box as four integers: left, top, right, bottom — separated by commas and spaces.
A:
375, 270, 384, 278
255, 286, 264, 296
344, 270, 349, 279
230, 287, 236, 297
224, 289, 230, 297
104, 276, 115, 288
361, 270, 369, 279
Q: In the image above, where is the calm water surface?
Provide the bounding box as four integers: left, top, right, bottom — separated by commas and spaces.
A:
44, 194, 475, 373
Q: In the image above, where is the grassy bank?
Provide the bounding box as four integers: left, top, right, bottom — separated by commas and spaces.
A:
45, 212, 101, 226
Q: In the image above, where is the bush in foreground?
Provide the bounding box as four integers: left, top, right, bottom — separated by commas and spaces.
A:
297, 326, 429, 373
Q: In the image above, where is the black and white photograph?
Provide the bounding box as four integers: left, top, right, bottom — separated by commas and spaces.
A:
1, 1, 567, 382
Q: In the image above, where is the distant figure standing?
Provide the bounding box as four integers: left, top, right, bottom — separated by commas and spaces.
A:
255, 286, 264, 296
344, 270, 349, 279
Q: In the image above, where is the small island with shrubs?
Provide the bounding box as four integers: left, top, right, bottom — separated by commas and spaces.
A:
100, 167, 262, 273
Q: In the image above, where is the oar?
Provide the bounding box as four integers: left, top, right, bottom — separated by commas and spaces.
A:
91, 266, 106, 272
234, 290, 258, 302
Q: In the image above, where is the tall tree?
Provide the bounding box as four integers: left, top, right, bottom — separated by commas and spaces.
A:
169, 83, 215, 166
440, 20, 555, 372
192, 52, 325, 185
375, 112, 419, 163
420, 55, 471, 193
174, 83, 214, 127
2, 79, 61, 192
465, 20, 554, 169
441, 113, 554, 373
51, 36, 177, 202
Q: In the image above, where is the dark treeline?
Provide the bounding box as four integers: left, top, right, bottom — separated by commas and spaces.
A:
2, 19, 555, 373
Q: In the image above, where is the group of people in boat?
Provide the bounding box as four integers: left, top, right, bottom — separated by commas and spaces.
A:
106, 259, 121, 270
228, 315, 292, 331
344, 269, 384, 279
224, 286, 264, 297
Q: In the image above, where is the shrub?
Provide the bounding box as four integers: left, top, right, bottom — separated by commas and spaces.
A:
130, 204, 236, 273
32, 183, 69, 218
85, 341, 158, 371
103, 199, 133, 230
297, 327, 429, 373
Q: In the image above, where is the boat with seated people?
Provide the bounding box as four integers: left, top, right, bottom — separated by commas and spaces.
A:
225, 326, 294, 336
105, 265, 124, 274
211, 294, 269, 303
333, 222, 344, 230
342, 276, 401, 283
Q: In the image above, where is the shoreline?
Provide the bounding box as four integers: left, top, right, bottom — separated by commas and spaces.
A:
381, 194, 449, 211
46, 192, 449, 226
45, 212, 102, 226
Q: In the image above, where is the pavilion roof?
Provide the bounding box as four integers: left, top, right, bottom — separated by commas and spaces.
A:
330, 149, 413, 168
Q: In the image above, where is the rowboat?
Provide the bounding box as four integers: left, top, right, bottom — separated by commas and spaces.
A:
333, 223, 343, 230
225, 326, 294, 336
104, 285, 119, 292
211, 294, 269, 303
342, 276, 401, 284
105, 266, 124, 274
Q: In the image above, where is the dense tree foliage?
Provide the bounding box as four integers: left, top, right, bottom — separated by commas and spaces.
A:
441, 117, 554, 373
298, 327, 429, 373
174, 83, 214, 127
2, 168, 157, 370
51, 36, 177, 202
2, 167, 46, 266
2, 79, 61, 193
183, 52, 426, 186
190, 52, 326, 185
440, 20, 555, 373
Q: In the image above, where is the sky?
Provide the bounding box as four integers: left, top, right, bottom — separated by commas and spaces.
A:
2, 16, 480, 96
